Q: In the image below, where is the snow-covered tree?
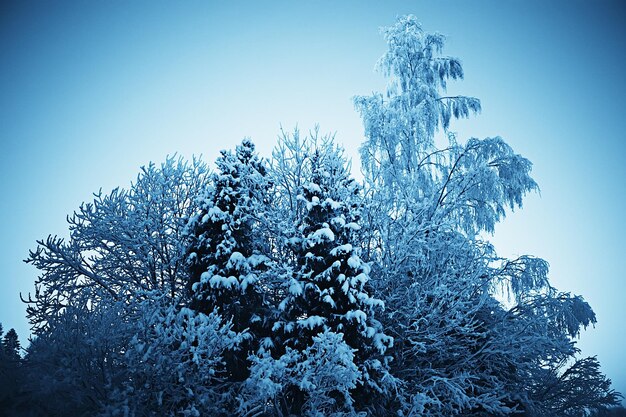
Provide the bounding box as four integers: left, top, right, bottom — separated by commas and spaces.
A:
18, 289, 127, 416
266, 145, 396, 416
103, 294, 240, 417
14, 14, 620, 417
19, 156, 211, 415
24, 156, 209, 334
354, 15, 619, 416
242, 329, 362, 417
354, 15, 480, 197
186, 139, 272, 381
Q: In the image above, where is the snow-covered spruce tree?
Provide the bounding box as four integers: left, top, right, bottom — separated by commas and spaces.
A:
263, 146, 395, 416
354, 15, 620, 416
185, 139, 272, 384
268, 127, 323, 231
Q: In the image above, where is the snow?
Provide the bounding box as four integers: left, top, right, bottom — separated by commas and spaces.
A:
240, 273, 258, 291
226, 251, 246, 269
331, 216, 346, 227
200, 271, 211, 284
206, 205, 228, 222
322, 294, 336, 308
209, 274, 239, 289
341, 279, 350, 294
284, 322, 294, 333
330, 243, 352, 256
373, 333, 394, 354
347, 255, 362, 269
247, 254, 269, 267
344, 222, 361, 231
350, 272, 368, 288
260, 337, 274, 350
304, 182, 322, 194
297, 315, 327, 330
286, 237, 302, 246
344, 309, 367, 324
308, 227, 335, 245
289, 278, 303, 296
324, 197, 342, 210
358, 293, 385, 309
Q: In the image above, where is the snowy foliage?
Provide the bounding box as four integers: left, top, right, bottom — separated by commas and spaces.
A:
273, 146, 395, 403
186, 139, 270, 313
185, 139, 274, 385
243, 330, 361, 417
14, 14, 621, 417
103, 295, 239, 417
353, 15, 619, 417
24, 156, 209, 334
355, 15, 480, 195
21, 291, 129, 416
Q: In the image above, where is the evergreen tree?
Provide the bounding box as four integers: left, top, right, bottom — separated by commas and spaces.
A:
186, 138, 271, 381
270, 148, 395, 415
0, 327, 23, 416
2, 329, 20, 361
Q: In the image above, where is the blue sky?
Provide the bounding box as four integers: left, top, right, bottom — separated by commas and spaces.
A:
1, 0, 624, 398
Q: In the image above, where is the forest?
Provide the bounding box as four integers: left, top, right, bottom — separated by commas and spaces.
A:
0, 15, 622, 417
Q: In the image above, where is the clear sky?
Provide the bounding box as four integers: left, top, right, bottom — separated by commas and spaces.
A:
1, 0, 624, 399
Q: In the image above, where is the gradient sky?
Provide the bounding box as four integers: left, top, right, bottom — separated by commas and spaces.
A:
1, 0, 624, 399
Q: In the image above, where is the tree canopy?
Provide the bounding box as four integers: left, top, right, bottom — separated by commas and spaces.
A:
2, 15, 620, 417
